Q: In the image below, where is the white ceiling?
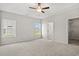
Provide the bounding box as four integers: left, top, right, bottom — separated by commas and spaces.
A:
0, 3, 78, 19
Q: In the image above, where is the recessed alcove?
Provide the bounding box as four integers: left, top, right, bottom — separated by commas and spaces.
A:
68, 18, 79, 45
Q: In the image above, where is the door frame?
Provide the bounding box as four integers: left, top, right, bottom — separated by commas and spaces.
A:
68, 18, 79, 44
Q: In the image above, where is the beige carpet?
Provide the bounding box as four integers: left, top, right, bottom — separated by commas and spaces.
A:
0, 39, 79, 56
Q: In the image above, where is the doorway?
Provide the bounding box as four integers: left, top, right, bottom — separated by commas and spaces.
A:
42, 22, 54, 40
68, 18, 79, 45
1, 19, 16, 44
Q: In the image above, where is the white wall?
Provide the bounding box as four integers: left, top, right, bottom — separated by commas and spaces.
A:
0, 11, 2, 44
44, 4, 79, 44
55, 4, 79, 44
0, 11, 41, 44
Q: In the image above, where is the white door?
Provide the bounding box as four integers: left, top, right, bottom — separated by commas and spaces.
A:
42, 22, 54, 40
48, 22, 54, 40
42, 23, 48, 39
1, 19, 16, 44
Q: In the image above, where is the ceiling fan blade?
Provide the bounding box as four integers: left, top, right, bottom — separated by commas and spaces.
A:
42, 7, 49, 9
41, 11, 45, 13
29, 7, 36, 9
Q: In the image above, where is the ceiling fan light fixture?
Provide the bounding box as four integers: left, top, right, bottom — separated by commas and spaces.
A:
29, 3, 50, 13
36, 6, 42, 12
36, 8, 41, 12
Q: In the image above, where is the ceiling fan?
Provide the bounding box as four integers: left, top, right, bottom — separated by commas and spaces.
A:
29, 3, 50, 13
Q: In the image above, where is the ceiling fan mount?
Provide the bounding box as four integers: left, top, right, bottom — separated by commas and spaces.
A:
29, 3, 50, 13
